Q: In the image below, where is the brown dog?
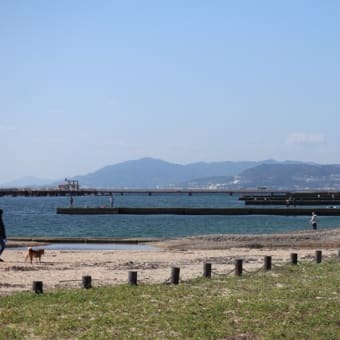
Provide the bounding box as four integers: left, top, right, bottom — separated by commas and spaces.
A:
25, 247, 45, 263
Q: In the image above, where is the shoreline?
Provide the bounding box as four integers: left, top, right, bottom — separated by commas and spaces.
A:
6, 227, 340, 250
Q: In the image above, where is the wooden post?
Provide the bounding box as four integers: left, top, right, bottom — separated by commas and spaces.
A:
290, 253, 298, 265
128, 271, 138, 285
203, 263, 212, 278
171, 267, 180, 284
32, 281, 43, 294
337, 249, 340, 258
264, 256, 272, 270
235, 259, 243, 276
82, 275, 92, 289
315, 250, 322, 263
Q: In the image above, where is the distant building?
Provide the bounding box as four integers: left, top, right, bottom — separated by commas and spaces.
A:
58, 179, 80, 190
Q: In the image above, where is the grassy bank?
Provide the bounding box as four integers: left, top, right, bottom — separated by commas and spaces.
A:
1, 260, 340, 339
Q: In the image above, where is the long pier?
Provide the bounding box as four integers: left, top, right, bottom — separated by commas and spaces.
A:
0, 188, 289, 197
56, 207, 340, 216
2, 188, 340, 197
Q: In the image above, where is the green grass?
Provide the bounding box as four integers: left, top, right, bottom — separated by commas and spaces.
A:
1, 260, 340, 339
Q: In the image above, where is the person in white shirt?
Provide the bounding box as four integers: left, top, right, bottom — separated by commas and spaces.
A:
310, 211, 317, 230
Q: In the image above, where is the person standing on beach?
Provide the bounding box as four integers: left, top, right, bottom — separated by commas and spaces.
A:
0, 209, 7, 262
310, 211, 318, 230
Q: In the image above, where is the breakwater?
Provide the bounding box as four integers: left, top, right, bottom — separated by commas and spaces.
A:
56, 207, 340, 216
244, 199, 340, 205
240, 192, 340, 205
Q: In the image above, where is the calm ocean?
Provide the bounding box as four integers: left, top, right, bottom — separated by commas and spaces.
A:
1, 194, 340, 239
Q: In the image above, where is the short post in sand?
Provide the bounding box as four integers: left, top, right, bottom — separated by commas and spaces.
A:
33, 281, 43, 294
264, 256, 272, 270
82, 275, 92, 289
171, 267, 180, 284
235, 259, 243, 276
315, 250, 322, 263
128, 271, 138, 285
290, 253, 298, 265
203, 262, 212, 278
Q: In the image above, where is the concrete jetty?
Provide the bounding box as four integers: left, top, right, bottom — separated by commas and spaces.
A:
56, 207, 340, 216
239, 192, 340, 205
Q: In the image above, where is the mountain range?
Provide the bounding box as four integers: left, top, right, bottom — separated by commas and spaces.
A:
3, 157, 340, 189
237, 163, 340, 190
73, 158, 265, 188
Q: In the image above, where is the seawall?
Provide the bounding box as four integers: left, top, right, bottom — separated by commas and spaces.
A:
56, 207, 340, 216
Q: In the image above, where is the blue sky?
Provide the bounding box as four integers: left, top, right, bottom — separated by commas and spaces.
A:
1, 1, 340, 183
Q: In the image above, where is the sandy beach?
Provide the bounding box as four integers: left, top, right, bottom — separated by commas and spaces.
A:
1, 228, 340, 296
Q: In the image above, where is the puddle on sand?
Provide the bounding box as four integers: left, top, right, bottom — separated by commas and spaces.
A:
9, 243, 159, 251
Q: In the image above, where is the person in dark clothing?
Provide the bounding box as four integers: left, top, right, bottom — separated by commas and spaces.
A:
0, 209, 7, 262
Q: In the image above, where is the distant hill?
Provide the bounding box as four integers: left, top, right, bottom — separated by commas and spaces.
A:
74, 157, 261, 188
236, 163, 340, 189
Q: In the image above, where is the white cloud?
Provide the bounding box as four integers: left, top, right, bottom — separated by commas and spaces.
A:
286, 133, 325, 146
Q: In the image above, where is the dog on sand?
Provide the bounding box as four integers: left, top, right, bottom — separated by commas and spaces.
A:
25, 247, 45, 263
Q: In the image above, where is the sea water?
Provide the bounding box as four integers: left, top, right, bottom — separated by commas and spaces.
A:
1, 193, 340, 239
